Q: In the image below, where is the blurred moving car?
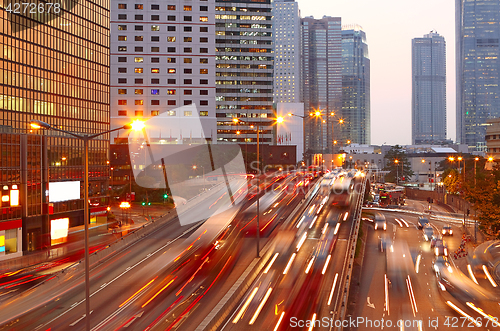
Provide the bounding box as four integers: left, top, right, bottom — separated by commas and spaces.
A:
430, 236, 441, 248
434, 240, 448, 256
417, 216, 429, 230
374, 214, 387, 231
442, 225, 453, 236
423, 225, 434, 241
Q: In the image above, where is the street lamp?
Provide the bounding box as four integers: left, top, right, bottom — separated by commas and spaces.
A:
30, 119, 140, 331
394, 159, 400, 185
474, 157, 479, 186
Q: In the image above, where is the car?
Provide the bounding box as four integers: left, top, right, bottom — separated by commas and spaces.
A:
430, 236, 442, 248
423, 225, 434, 241
378, 235, 392, 252
417, 217, 429, 230
374, 214, 387, 231
442, 225, 453, 236
435, 241, 448, 257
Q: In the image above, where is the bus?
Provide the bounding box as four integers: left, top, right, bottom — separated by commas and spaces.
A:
331, 176, 354, 207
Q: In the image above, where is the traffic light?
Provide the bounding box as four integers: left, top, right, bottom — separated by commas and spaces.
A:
142, 201, 146, 206
163, 193, 168, 199
148, 202, 151, 206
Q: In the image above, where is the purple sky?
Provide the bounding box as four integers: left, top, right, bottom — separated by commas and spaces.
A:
298, 0, 456, 145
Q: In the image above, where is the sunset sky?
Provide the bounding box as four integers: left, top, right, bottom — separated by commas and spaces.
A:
298, 0, 456, 145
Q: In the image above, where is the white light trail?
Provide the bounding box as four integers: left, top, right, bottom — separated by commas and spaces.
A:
333, 223, 340, 235
264, 253, 279, 274
249, 287, 273, 325
283, 253, 296, 275
233, 287, 259, 323
322, 255, 331, 275
327, 273, 339, 305
483, 265, 498, 287
467, 264, 478, 284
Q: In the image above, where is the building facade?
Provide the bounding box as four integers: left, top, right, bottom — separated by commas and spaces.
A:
272, 0, 301, 103
456, 0, 500, 150
412, 31, 446, 144
215, 0, 274, 145
0, 0, 110, 257
110, 0, 217, 143
301, 16, 342, 156
341, 25, 370, 145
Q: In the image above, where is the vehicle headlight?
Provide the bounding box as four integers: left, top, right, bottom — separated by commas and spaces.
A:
384, 223, 386, 230
435, 247, 439, 256
449, 230, 453, 234
442, 230, 446, 234
438, 282, 446, 291
424, 234, 428, 241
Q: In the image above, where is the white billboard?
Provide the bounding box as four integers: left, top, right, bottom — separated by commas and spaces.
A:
49, 181, 80, 202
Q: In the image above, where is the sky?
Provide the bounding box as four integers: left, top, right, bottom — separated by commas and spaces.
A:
297, 0, 456, 145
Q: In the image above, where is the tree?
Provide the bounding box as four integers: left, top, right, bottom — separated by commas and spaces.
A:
383, 145, 414, 184
442, 168, 460, 194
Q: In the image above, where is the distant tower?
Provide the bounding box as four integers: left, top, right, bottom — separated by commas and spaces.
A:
412, 31, 446, 144
456, 0, 500, 150
341, 25, 371, 145
301, 16, 342, 155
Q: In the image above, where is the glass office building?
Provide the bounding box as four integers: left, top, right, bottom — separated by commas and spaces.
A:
215, 0, 274, 144
456, 0, 500, 150
341, 25, 370, 145
301, 16, 342, 155
0, 1, 110, 255
412, 31, 446, 144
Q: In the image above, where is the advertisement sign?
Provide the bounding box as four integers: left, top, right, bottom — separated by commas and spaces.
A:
49, 181, 80, 202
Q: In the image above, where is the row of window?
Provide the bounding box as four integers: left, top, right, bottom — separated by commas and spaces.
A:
119, 67, 209, 75
117, 14, 209, 22
118, 89, 209, 97
117, 110, 209, 117
118, 25, 208, 32
118, 4, 208, 11
119, 100, 209, 106
117, 71, 209, 83
117, 36, 208, 43
116, 79, 209, 91
118, 47, 208, 57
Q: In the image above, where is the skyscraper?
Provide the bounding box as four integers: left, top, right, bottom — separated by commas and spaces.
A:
0, 1, 110, 255
341, 25, 371, 145
215, 0, 274, 144
456, 0, 500, 150
301, 16, 342, 156
273, 0, 301, 103
412, 31, 446, 144
110, 0, 216, 143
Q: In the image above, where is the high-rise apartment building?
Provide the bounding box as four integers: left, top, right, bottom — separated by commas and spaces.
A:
341, 25, 370, 145
0, 1, 110, 256
412, 31, 446, 144
273, 0, 301, 103
456, 0, 500, 150
110, 0, 217, 143
301, 16, 342, 155
215, 0, 274, 144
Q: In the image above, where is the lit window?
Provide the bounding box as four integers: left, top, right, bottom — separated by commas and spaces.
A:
184, 37, 192, 42
167, 89, 176, 95
167, 110, 176, 116
135, 111, 144, 116
200, 111, 209, 116
135, 89, 143, 94
184, 58, 192, 63
118, 46, 127, 51
200, 69, 208, 74
135, 4, 143, 9
135, 57, 144, 63
118, 100, 127, 105
184, 5, 192, 11
168, 68, 176, 73
151, 68, 160, 73
118, 89, 127, 94
151, 111, 160, 116
184, 111, 193, 116
118, 25, 127, 30
151, 89, 159, 95
151, 25, 160, 31
135, 68, 143, 73
168, 5, 175, 10
168, 36, 176, 42
200, 16, 208, 22
118, 3, 126, 9
135, 100, 144, 105
118, 36, 127, 41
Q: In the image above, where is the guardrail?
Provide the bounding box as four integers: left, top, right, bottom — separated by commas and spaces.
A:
335, 177, 367, 330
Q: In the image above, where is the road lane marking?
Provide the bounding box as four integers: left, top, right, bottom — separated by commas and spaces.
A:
367, 297, 375, 309
69, 310, 93, 327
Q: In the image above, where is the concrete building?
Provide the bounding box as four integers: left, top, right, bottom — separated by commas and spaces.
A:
341, 25, 370, 145
456, 0, 500, 150
412, 31, 446, 144
485, 118, 500, 161
215, 0, 274, 144
301, 16, 342, 156
110, 0, 217, 143
276, 103, 304, 162
272, 0, 301, 103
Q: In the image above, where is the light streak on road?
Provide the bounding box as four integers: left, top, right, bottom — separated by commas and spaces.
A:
343, 212, 349, 221
233, 287, 259, 323
400, 218, 409, 227
406, 275, 418, 316
321, 223, 329, 235
483, 265, 498, 287
283, 253, 296, 274
446, 301, 481, 327
264, 253, 279, 274
322, 255, 331, 275
466, 302, 500, 327
273, 312, 285, 331
141, 277, 176, 308
249, 287, 273, 325
467, 264, 478, 284
384, 274, 389, 315
297, 233, 307, 251
394, 219, 403, 227
308, 205, 315, 215
119, 277, 157, 308
296, 216, 306, 228
333, 223, 340, 235
415, 254, 421, 274
309, 216, 318, 229
308, 313, 317, 331
327, 273, 338, 305
305, 256, 315, 274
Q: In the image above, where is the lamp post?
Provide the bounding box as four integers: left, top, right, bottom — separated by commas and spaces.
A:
394, 159, 400, 185
30, 119, 141, 331
474, 157, 479, 186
